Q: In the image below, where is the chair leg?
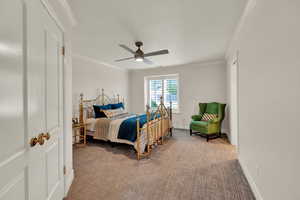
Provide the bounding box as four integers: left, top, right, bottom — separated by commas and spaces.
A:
206, 135, 209, 142
190, 129, 193, 136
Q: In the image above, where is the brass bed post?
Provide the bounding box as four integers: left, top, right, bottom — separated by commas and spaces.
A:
79, 93, 84, 124
101, 88, 105, 105
146, 105, 151, 154
160, 96, 164, 144
117, 94, 120, 103
169, 101, 173, 136
136, 115, 140, 160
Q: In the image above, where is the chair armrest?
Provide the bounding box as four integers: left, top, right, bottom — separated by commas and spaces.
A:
191, 114, 202, 121
211, 118, 220, 123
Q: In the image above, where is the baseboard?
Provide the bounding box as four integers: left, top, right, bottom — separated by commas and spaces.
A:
64, 168, 74, 196
173, 128, 188, 131
238, 158, 263, 200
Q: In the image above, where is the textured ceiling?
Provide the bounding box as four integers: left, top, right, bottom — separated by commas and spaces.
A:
69, 0, 247, 69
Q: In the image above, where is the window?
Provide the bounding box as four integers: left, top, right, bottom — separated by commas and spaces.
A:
145, 74, 179, 112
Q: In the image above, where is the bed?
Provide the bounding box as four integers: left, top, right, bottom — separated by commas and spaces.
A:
78, 89, 173, 160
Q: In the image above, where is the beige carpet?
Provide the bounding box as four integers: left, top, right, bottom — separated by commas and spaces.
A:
66, 130, 255, 200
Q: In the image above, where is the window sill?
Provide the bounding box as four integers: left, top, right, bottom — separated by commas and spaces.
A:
147, 109, 180, 114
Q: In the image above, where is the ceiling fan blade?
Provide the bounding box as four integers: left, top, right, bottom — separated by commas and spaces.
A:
115, 57, 134, 62
119, 44, 135, 54
143, 58, 154, 65
144, 49, 169, 57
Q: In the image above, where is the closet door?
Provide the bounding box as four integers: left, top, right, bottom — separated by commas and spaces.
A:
0, 0, 27, 200
0, 0, 64, 199
27, 0, 64, 199
43, 4, 65, 200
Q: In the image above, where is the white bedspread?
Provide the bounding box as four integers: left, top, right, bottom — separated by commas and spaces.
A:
85, 116, 147, 153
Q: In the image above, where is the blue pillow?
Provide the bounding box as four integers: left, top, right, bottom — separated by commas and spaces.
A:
110, 102, 124, 109
95, 104, 112, 110
93, 104, 112, 118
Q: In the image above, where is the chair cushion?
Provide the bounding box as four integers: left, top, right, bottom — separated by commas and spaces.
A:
191, 120, 209, 127
190, 120, 208, 133
206, 102, 219, 114
202, 113, 218, 121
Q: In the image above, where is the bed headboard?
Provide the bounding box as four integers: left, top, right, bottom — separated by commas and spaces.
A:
79, 88, 125, 123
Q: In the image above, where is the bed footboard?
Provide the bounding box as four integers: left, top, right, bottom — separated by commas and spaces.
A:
136, 97, 173, 160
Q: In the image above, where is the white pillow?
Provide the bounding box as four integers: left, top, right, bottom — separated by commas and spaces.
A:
103, 108, 125, 118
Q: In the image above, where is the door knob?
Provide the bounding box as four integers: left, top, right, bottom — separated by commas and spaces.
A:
43, 132, 50, 140
30, 137, 38, 147
37, 133, 45, 145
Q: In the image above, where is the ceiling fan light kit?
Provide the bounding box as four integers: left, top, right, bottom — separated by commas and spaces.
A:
115, 41, 169, 65
135, 57, 144, 62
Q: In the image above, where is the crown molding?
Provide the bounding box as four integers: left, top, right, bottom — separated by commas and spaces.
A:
225, 0, 257, 59
130, 58, 226, 71
187, 58, 226, 67
73, 54, 127, 71
57, 0, 77, 27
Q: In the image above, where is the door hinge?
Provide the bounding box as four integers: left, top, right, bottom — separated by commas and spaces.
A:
62, 46, 65, 56
63, 166, 66, 175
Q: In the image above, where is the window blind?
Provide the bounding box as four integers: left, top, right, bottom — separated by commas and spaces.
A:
149, 79, 163, 109
148, 77, 178, 111
164, 79, 178, 110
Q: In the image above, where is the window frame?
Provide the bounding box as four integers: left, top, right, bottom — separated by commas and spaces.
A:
144, 74, 180, 113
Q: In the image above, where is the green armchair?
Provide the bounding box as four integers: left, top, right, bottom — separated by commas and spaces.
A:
190, 102, 226, 142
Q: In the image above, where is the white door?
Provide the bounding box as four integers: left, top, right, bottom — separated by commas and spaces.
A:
27, 0, 65, 199
0, 0, 27, 199
0, 0, 64, 199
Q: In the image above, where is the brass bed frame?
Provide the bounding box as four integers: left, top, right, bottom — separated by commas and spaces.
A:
79, 89, 173, 160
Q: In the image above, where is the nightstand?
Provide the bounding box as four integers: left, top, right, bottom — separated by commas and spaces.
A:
72, 123, 87, 147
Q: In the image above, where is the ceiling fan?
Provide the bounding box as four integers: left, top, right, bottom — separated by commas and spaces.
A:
115, 41, 169, 64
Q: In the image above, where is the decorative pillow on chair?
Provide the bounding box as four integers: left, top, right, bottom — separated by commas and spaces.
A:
201, 113, 218, 121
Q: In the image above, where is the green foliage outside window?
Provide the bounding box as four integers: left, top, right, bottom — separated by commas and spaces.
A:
166, 82, 177, 95
151, 100, 158, 108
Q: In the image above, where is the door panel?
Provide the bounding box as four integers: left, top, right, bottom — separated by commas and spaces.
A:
27, 0, 46, 143
0, 0, 28, 200
0, 172, 26, 200
45, 31, 59, 131
27, 0, 47, 199
46, 142, 60, 194
1, 0, 64, 199
43, 5, 64, 199
0, 0, 25, 163
0, 153, 27, 200
27, 0, 64, 200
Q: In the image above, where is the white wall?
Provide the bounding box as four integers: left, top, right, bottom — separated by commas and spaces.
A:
72, 55, 130, 115
129, 61, 228, 131
227, 57, 239, 146
227, 0, 300, 199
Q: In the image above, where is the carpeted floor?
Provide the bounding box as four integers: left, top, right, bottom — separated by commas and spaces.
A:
66, 129, 255, 200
